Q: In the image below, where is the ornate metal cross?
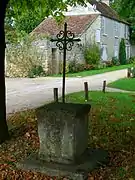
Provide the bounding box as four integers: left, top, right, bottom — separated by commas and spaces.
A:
51, 22, 81, 103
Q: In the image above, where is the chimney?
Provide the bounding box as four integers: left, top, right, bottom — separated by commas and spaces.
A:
101, 0, 110, 6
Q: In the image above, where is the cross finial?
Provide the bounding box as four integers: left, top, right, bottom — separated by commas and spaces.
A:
50, 23, 81, 103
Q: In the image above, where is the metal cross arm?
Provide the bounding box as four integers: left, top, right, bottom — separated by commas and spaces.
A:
50, 22, 81, 103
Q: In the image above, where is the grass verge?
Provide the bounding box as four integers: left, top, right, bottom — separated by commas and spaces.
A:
51, 64, 132, 77
108, 78, 135, 91
0, 91, 135, 179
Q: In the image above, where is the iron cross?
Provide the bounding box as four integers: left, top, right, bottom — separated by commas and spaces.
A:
50, 22, 81, 103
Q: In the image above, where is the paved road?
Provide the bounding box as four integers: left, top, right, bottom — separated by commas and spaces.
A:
6, 69, 127, 115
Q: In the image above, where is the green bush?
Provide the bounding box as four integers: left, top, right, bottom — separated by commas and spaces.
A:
128, 56, 135, 64
112, 57, 120, 66
104, 61, 113, 67
28, 65, 46, 78
84, 43, 100, 65
97, 62, 107, 69
119, 38, 126, 65
68, 61, 84, 73
84, 64, 97, 70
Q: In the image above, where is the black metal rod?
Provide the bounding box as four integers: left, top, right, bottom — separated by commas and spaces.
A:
62, 22, 67, 103
53, 88, 58, 102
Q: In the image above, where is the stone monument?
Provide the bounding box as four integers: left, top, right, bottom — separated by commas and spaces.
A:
17, 102, 109, 180
17, 23, 109, 179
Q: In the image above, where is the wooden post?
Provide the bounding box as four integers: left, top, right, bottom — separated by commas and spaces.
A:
53, 88, 58, 102
132, 67, 135, 78
102, 80, 106, 93
84, 82, 89, 102
127, 68, 131, 78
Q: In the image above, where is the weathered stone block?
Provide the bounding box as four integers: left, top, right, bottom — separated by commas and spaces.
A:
36, 102, 90, 164
17, 102, 109, 179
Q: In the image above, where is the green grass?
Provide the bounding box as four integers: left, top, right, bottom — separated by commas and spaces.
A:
66, 91, 135, 179
51, 64, 132, 77
108, 78, 135, 91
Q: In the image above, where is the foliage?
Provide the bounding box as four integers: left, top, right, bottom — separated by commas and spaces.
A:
128, 56, 135, 64
119, 38, 127, 65
28, 65, 46, 78
103, 61, 113, 67
5, 0, 87, 43
52, 64, 132, 77
111, 0, 135, 44
112, 57, 120, 66
84, 43, 100, 65
6, 36, 46, 78
68, 60, 84, 73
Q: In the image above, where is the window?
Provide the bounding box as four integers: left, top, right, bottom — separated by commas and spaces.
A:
114, 21, 119, 37
114, 38, 119, 58
125, 25, 129, 39
101, 44, 108, 61
101, 17, 107, 35
126, 45, 130, 59
114, 38, 119, 46
95, 29, 101, 42
114, 46, 119, 58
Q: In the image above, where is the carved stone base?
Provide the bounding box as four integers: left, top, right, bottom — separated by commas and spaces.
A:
17, 148, 109, 180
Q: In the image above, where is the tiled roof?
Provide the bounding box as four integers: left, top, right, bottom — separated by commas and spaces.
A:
90, 0, 130, 25
32, 14, 98, 36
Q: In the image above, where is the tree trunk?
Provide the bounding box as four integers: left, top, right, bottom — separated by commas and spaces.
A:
0, 0, 9, 143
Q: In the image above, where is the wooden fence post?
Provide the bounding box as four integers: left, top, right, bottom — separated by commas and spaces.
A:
84, 82, 89, 102
53, 88, 58, 102
127, 68, 131, 78
102, 80, 106, 93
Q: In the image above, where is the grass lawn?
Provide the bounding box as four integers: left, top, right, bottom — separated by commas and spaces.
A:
51, 64, 132, 77
108, 78, 135, 91
1, 91, 135, 179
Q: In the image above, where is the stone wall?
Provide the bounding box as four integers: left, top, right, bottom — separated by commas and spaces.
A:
5, 40, 52, 77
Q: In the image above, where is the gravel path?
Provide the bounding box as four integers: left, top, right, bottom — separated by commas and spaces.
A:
6, 69, 132, 115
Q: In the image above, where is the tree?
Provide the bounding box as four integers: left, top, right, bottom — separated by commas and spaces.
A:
0, 0, 9, 144
111, 0, 135, 44
5, 0, 87, 43
119, 38, 126, 65
0, 0, 87, 144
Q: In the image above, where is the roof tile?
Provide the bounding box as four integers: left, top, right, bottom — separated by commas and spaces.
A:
32, 14, 98, 35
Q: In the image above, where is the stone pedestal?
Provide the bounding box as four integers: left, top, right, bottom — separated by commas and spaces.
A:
17, 102, 109, 180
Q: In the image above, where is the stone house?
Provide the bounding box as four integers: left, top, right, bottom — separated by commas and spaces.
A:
31, 0, 131, 74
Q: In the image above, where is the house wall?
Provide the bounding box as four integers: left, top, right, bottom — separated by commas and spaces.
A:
131, 45, 135, 57
61, 15, 101, 64
25, 15, 132, 75
81, 15, 101, 45
100, 15, 131, 61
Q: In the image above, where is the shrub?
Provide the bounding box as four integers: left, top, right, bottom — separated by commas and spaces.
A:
128, 56, 135, 64
119, 38, 126, 65
84, 64, 97, 70
84, 43, 100, 65
104, 61, 113, 67
98, 62, 107, 69
68, 61, 85, 73
75, 63, 85, 72
112, 57, 120, 66
28, 65, 46, 78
